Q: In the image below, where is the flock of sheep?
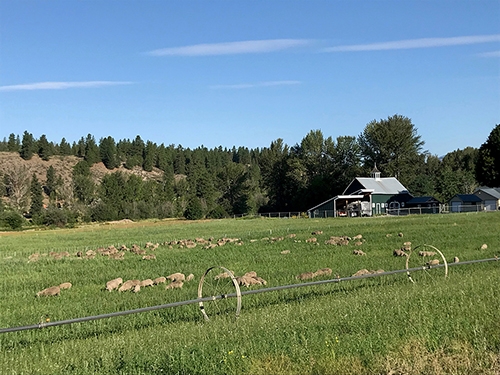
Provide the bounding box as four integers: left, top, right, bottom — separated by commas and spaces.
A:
32, 231, 486, 298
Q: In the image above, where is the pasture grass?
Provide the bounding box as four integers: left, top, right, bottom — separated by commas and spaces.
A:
0, 213, 499, 374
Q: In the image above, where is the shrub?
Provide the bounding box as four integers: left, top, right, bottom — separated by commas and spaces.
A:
184, 197, 204, 220
0, 211, 25, 230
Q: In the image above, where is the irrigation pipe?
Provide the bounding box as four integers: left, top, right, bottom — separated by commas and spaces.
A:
0, 256, 497, 334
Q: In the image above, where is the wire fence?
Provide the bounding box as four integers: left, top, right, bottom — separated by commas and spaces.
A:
0, 256, 497, 334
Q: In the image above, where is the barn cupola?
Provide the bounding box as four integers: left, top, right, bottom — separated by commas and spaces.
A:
371, 164, 381, 181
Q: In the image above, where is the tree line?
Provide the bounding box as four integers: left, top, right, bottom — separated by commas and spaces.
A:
1, 115, 499, 229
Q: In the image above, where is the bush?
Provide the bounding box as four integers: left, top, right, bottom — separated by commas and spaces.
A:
35, 207, 77, 228
0, 211, 25, 230
207, 205, 229, 219
184, 197, 204, 220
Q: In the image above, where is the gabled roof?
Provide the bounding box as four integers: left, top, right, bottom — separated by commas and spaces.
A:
343, 177, 409, 195
453, 194, 482, 203
475, 187, 500, 199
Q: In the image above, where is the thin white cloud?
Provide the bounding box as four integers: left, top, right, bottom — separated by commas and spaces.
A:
0, 81, 133, 92
478, 50, 500, 57
147, 39, 312, 56
210, 80, 301, 89
323, 34, 500, 52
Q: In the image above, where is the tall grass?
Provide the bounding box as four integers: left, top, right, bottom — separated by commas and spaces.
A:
0, 213, 499, 374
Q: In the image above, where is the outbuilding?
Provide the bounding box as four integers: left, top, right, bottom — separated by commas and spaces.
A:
449, 194, 482, 213
474, 187, 500, 211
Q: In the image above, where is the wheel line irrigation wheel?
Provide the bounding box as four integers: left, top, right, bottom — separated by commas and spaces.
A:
406, 244, 448, 283
198, 266, 242, 321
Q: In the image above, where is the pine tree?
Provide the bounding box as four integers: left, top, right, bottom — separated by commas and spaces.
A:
30, 174, 44, 217
99, 136, 119, 169
20, 131, 35, 160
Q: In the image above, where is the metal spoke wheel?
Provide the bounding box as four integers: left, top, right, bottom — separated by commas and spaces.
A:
405, 244, 448, 283
198, 266, 242, 321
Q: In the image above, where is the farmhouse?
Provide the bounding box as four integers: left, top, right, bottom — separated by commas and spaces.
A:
473, 187, 500, 211
308, 166, 411, 217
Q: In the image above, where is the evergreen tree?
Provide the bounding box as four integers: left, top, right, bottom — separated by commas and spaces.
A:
143, 141, 156, 172
44, 165, 57, 200
59, 137, 72, 156
84, 134, 100, 164
72, 161, 95, 204
20, 131, 35, 160
99, 136, 119, 169
30, 174, 44, 217
37, 134, 53, 161
184, 196, 204, 220
7, 133, 20, 152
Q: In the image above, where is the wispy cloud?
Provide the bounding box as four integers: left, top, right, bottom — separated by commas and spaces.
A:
0, 81, 133, 92
323, 34, 500, 52
210, 80, 301, 89
147, 39, 312, 56
478, 50, 500, 57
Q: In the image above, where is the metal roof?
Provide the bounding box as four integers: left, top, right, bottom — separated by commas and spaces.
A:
344, 177, 408, 195
475, 187, 500, 200
307, 195, 364, 212
454, 194, 482, 203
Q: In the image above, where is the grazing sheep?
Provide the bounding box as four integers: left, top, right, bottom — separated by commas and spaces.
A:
106, 277, 123, 291
352, 269, 371, 277
236, 275, 261, 287
386, 234, 392, 237
352, 234, 363, 240
426, 259, 440, 266
133, 284, 141, 293
140, 279, 154, 287
28, 253, 40, 262
296, 272, 316, 281
325, 236, 349, 246
153, 276, 167, 285
398, 232, 404, 237
281, 250, 291, 255
453, 256, 460, 263
36, 286, 60, 297
393, 249, 407, 257
244, 271, 257, 278
253, 276, 267, 285
76, 251, 83, 258
311, 231, 323, 235
59, 282, 72, 290
418, 251, 436, 257
314, 268, 333, 277
142, 254, 156, 260
165, 280, 184, 290
353, 250, 366, 256
306, 237, 317, 243
167, 273, 185, 282
214, 271, 234, 280
354, 241, 363, 246
118, 279, 140, 292
186, 273, 195, 282
480, 244, 488, 250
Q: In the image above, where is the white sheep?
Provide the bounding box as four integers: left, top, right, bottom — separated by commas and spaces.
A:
36, 286, 60, 297
59, 282, 72, 290
106, 277, 123, 291
167, 273, 185, 282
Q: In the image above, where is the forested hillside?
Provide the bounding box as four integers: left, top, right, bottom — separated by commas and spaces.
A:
1, 115, 498, 229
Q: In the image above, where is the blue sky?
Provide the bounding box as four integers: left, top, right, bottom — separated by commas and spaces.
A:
1, 1, 499, 157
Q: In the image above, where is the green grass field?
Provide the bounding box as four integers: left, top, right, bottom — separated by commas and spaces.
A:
1, 213, 499, 374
